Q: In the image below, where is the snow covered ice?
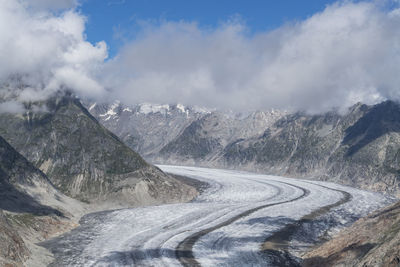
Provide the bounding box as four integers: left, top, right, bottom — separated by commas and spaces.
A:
41, 165, 395, 266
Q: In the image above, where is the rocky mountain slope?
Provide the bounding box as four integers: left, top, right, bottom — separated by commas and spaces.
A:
88, 101, 285, 160
303, 200, 400, 267
0, 94, 196, 207
0, 210, 28, 267
0, 134, 86, 267
221, 101, 400, 196
158, 109, 286, 164
90, 100, 400, 196
0, 134, 75, 216
87, 101, 209, 157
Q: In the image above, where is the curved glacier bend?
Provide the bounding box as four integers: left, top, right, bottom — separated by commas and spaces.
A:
40, 165, 395, 266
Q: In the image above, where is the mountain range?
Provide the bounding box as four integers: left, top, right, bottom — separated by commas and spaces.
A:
89, 100, 400, 197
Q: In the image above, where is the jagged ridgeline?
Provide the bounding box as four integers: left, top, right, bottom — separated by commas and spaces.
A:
0, 93, 196, 205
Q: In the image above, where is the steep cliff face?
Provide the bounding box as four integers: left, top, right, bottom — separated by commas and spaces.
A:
303, 200, 400, 267
0, 95, 196, 206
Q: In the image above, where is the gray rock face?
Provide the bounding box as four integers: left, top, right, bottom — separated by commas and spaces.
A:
87, 101, 208, 158
91, 100, 400, 196
0, 94, 196, 206
158, 110, 285, 163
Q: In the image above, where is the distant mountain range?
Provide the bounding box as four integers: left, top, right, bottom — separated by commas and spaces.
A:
89, 100, 400, 197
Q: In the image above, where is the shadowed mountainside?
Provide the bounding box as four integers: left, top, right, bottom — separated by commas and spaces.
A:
0, 135, 62, 215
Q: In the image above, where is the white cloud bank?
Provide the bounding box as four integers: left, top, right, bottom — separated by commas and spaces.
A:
1, 0, 400, 113
103, 1, 400, 113
0, 0, 107, 104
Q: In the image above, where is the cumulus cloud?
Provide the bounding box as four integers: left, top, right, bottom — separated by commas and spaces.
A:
102, 1, 400, 113
2, 0, 400, 114
0, 0, 107, 111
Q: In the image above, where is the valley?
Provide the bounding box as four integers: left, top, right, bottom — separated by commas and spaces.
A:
1, 95, 399, 266
2, 1, 400, 266
40, 165, 394, 266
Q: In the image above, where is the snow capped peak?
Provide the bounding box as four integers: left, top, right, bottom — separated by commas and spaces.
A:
99, 100, 121, 120
176, 103, 186, 113
175, 103, 190, 117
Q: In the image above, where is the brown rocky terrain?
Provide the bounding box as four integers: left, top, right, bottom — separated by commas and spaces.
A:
0, 210, 28, 267
303, 200, 400, 267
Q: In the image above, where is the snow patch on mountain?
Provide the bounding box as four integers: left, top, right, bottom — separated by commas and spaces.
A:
139, 103, 170, 115
88, 103, 97, 111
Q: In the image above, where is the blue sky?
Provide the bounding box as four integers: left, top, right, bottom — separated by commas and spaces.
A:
79, 0, 340, 58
